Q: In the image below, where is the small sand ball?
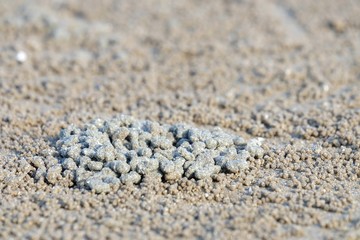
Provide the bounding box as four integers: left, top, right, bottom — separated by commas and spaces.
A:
50, 115, 264, 193
16, 51, 27, 63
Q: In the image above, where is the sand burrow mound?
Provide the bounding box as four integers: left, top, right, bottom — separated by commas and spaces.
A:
51, 115, 264, 193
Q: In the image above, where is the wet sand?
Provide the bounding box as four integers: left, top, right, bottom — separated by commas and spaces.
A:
0, 0, 359, 239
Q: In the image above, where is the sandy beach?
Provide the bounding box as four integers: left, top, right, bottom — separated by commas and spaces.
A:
0, 0, 359, 239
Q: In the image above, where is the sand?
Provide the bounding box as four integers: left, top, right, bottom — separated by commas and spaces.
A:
0, 0, 359, 239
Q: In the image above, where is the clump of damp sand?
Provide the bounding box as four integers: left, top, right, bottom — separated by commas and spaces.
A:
49, 115, 264, 193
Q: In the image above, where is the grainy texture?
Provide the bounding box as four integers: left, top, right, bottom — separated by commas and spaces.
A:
54, 115, 259, 193
0, 0, 360, 239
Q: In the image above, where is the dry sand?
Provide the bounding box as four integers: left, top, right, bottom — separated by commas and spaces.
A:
0, 0, 360, 239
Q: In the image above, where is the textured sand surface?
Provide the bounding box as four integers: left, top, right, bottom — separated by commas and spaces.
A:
0, 0, 360, 239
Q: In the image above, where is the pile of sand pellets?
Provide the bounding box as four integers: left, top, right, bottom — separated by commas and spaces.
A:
44, 115, 264, 193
